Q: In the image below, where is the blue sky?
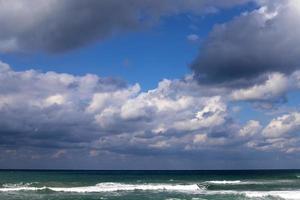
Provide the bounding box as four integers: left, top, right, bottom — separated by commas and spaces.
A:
0, 0, 300, 169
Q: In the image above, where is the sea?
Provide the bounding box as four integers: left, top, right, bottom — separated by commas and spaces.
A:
0, 170, 300, 200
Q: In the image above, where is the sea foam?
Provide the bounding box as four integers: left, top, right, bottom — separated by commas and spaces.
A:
2, 182, 300, 199
201, 190, 300, 199
0, 183, 202, 193
244, 190, 300, 200
205, 179, 294, 185
205, 180, 242, 184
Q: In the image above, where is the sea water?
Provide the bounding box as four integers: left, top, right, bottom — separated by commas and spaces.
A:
0, 170, 300, 200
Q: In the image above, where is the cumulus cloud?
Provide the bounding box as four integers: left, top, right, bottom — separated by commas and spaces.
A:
89, 78, 230, 146
231, 72, 288, 101
0, 0, 253, 53
239, 120, 262, 137
242, 111, 300, 154
1, 60, 300, 168
0, 61, 126, 150
0, 61, 235, 158
191, 0, 300, 86
262, 112, 300, 138
226, 70, 300, 108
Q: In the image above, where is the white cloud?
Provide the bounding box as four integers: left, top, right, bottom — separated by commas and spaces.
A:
187, 34, 199, 42
0, 61, 10, 72
0, 60, 244, 162
245, 112, 300, 153
231, 73, 288, 101
239, 120, 262, 137
290, 71, 300, 89
172, 96, 227, 132
262, 112, 300, 138
1, 60, 300, 168
193, 134, 208, 143
87, 84, 140, 113
44, 94, 65, 107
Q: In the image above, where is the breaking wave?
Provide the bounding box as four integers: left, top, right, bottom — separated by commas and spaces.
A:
205, 179, 295, 185
200, 190, 300, 199
2, 182, 300, 199
0, 182, 203, 193
244, 190, 300, 200
205, 180, 242, 184
2, 182, 37, 188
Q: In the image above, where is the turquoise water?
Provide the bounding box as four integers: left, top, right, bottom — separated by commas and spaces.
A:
1, 170, 300, 199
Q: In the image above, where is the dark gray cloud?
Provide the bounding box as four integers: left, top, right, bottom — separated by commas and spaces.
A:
0, 0, 253, 53
191, 0, 300, 86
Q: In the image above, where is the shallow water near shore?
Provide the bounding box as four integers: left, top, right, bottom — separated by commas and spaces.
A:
1, 170, 300, 200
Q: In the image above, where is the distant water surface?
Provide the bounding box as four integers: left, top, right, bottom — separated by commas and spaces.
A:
1, 170, 300, 200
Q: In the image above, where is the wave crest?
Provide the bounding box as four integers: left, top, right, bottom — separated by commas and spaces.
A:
0, 183, 202, 193
205, 180, 241, 184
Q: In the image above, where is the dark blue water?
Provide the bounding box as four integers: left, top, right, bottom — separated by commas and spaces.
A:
0, 170, 300, 199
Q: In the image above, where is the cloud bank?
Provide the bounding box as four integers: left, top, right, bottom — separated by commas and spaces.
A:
1, 61, 300, 168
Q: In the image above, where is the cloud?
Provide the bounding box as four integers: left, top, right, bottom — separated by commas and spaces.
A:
1, 60, 300, 168
244, 111, 300, 154
0, 62, 126, 151
191, 0, 300, 86
187, 34, 200, 42
227, 70, 300, 109
0, 61, 240, 162
89, 78, 230, 140
52, 149, 67, 158
230, 72, 288, 101
239, 120, 262, 137
0, 0, 253, 53
262, 112, 300, 138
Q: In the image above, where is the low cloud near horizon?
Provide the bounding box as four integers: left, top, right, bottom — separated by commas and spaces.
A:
1, 61, 300, 169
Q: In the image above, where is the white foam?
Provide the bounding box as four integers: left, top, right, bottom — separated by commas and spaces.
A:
2, 182, 34, 188
205, 179, 294, 185
0, 186, 47, 192
2, 182, 300, 199
201, 190, 300, 199
0, 183, 202, 193
203, 190, 300, 200
244, 190, 300, 200
205, 180, 242, 184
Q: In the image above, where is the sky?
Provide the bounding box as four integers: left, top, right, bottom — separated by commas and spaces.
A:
0, 0, 300, 169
